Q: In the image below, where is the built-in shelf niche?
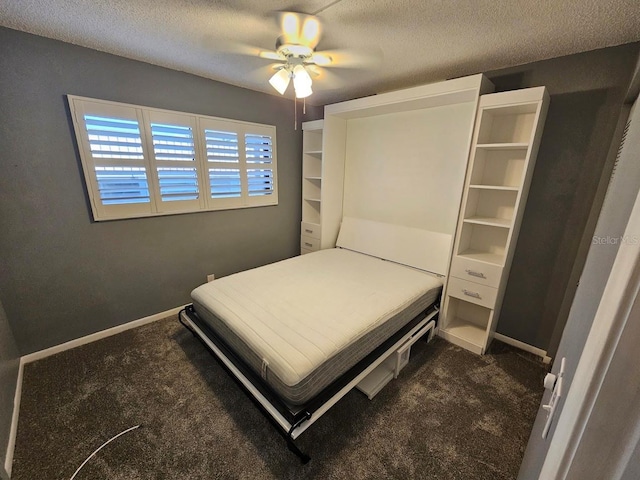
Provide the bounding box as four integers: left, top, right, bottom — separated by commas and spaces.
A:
457, 223, 509, 265
463, 188, 517, 227
303, 130, 323, 154
476, 103, 538, 145
470, 147, 527, 188
303, 198, 321, 224
444, 297, 492, 348
303, 177, 321, 201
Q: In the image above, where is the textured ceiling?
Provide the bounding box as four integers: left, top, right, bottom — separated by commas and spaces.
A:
1, 0, 639, 105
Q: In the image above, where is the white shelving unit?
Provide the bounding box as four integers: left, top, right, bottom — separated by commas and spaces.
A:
301, 120, 324, 254
440, 87, 550, 354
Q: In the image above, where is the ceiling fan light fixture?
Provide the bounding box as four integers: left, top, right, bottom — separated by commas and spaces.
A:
294, 83, 313, 99
293, 65, 313, 98
269, 68, 291, 95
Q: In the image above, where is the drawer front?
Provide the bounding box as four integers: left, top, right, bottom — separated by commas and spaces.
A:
447, 276, 497, 309
301, 221, 321, 240
450, 256, 503, 288
300, 248, 314, 255
300, 235, 320, 252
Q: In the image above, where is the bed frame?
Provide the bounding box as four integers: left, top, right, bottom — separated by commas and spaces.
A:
179, 302, 439, 463
179, 219, 448, 462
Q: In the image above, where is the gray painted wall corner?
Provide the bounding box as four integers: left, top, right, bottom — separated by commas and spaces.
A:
0, 297, 19, 477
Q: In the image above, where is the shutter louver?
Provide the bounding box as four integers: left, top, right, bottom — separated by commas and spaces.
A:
84, 115, 150, 205
150, 123, 199, 202
205, 129, 241, 199
245, 133, 274, 197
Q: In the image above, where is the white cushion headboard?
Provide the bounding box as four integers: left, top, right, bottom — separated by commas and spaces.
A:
336, 217, 451, 276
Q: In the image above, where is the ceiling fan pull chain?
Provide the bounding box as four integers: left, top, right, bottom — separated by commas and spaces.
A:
294, 95, 297, 130
303, 96, 306, 115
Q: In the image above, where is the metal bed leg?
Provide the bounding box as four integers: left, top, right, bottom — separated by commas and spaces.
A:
286, 436, 311, 464
286, 413, 312, 463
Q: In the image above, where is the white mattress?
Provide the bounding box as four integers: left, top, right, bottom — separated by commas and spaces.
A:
191, 248, 442, 395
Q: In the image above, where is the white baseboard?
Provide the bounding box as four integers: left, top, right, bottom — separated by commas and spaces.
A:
493, 332, 553, 364
5, 304, 187, 477
21, 304, 188, 365
4, 360, 23, 478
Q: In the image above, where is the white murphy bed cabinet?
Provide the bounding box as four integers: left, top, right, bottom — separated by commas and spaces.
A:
440, 87, 550, 354
301, 74, 495, 256
300, 77, 548, 360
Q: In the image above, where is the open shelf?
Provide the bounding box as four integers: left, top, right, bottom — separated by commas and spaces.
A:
469, 147, 527, 188
464, 188, 517, 224
456, 249, 505, 266
441, 297, 492, 353
302, 198, 321, 224
457, 223, 508, 266
477, 103, 538, 145
442, 317, 486, 347
469, 185, 519, 191
304, 150, 323, 157
463, 216, 511, 228
303, 129, 323, 152
304, 197, 321, 203
305, 176, 322, 181
476, 142, 529, 150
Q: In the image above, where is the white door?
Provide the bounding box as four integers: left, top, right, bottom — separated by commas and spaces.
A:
519, 100, 640, 479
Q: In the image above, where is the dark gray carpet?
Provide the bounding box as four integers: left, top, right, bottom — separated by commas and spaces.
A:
11, 316, 546, 479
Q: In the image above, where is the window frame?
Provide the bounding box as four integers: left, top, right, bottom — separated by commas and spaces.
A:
68, 95, 278, 221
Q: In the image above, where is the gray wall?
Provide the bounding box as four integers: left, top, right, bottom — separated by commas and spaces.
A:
0, 296, 19, 477
486, 43, 640, 352
0, 27, 322, 355
1, 24, 637, 356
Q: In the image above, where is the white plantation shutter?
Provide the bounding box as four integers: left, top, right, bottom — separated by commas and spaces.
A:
71, 100, 153, 219
69, 95, 277, 220
145, 111, 203, 212
245, 130, 276, 205
201, 122, 243, 208
199, 118, 277, 209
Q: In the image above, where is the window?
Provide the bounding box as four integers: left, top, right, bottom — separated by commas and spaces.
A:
69, 96, 277, 221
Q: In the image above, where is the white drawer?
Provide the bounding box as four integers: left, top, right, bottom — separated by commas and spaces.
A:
301, 222, 321, 240
300, 248, 314, 255
447, 276, 497, 309
300, 235, 320, 252
450, 256, 503, 288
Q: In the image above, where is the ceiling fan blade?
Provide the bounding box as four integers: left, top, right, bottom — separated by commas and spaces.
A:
259, 50, 283, 61
314, 48, 383, 69
310, 52, 333, 66
306, 65, 345, 90
208, 39, 265, 57
306, 65, 322, 77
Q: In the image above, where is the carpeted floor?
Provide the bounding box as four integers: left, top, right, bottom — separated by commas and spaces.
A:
11, 316, 547, 479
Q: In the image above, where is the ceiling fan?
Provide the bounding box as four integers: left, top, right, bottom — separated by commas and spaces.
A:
257, 11, 377, 99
